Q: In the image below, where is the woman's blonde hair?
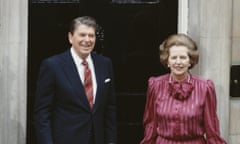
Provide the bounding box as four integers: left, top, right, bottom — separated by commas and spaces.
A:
159, 33, 199, 69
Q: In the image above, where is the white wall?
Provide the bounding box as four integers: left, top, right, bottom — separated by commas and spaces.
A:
0, 0, 28, 144
229, 0, 240, 143
187, 0, 232, 142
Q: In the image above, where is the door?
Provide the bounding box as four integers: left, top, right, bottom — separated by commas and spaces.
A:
27, 0, 178, 143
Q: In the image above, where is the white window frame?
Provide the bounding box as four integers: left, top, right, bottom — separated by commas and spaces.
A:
178, 0, 188, 34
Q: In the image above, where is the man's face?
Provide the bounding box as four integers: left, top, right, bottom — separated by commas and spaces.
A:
68, 24, 96, 59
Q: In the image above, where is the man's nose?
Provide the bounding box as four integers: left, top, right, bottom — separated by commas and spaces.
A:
85, 36, 91, 41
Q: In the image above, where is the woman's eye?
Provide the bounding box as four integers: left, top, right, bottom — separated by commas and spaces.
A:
180, 56, 188, 59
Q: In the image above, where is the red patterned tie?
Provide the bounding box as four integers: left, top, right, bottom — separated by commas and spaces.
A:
82, 60, 94, 110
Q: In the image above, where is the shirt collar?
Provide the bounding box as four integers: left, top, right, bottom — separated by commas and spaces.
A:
70, 47, 92, 65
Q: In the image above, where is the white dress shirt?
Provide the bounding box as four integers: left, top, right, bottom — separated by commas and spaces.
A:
70, 47, 97, 103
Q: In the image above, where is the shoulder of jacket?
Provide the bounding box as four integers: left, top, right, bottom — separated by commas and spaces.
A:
148, 74, 169, 83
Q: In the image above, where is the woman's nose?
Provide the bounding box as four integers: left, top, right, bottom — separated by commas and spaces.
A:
175, 58, 181, 64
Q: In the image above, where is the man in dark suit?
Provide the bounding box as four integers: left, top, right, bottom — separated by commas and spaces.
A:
34, 16, 117, 144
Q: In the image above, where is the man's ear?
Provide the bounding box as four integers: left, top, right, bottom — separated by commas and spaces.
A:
68, 32, 73, 44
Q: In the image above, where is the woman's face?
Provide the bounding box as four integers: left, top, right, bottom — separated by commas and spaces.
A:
168, 45, 191, 80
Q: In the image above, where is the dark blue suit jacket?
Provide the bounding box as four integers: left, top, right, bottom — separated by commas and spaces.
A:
34, 50, 117, 144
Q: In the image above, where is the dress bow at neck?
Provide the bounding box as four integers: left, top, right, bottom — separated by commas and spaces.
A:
168, 74, 194, 100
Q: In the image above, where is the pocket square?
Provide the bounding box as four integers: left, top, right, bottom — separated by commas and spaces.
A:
104, 78, 111, 83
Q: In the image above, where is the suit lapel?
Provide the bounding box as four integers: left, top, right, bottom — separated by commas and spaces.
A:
61, 50, 91, 111
91, 53, 103, 113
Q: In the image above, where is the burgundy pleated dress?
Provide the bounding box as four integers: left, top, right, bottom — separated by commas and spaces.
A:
140, 74, 227, 144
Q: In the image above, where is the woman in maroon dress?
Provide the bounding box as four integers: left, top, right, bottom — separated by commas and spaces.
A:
140, 34, 227, 144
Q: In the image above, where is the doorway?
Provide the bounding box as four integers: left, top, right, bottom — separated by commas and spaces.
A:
27, 0, 178, 143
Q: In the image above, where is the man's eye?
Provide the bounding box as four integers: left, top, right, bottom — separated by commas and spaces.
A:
79, 33, 85, 37
89, 34, 95, 38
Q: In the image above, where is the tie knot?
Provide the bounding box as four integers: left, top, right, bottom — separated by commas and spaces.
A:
82, 60, 88, 66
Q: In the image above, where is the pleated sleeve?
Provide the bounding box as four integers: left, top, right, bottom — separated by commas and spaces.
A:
204, 80, 227, 144
140, 77, 158, 144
